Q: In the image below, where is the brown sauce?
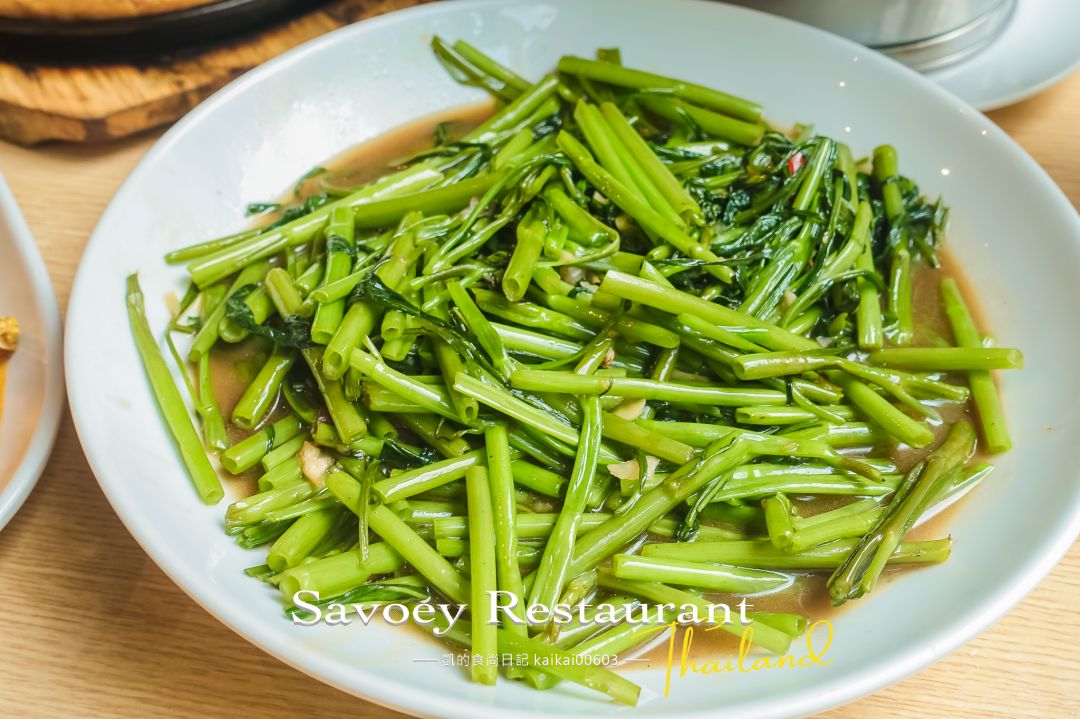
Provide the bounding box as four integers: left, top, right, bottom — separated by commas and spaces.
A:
209, 108, 1001, 668
210, 341, 267, 421
317, 101, 493, 192
208, 340, 271, 497
273, 100, 493, 221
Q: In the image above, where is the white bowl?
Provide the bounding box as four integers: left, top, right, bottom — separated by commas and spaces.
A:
0, 174, 64, 532
65, 1, 1080, 717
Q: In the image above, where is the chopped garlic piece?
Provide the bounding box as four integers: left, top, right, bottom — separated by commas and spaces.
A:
0, 317, 18, 354
558, 250, 586, 285
299, 442, 334, 486
606, 458, 639, 481
606, 454, 661, 489
612, 396, 646, 421
164, 291, 180, 318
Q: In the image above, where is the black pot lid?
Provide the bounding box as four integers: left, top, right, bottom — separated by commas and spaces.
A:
0, 0, 331, 64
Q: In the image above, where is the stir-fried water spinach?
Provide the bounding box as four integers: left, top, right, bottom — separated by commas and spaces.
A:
127, 39, 1022, 705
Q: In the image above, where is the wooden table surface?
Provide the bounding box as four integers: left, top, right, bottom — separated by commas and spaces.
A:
1, 63, 1078, 718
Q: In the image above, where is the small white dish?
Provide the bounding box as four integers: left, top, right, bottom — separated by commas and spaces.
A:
0, 174, 64, 532
928, 0, 1080, 110
65, 1, 1080, 717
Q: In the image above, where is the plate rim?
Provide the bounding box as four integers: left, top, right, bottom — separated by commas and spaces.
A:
927, 0, 1080, 110
0, 173, 65, 533
64, 1, 1080, 717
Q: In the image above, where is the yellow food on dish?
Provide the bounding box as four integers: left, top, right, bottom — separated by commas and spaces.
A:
0, 316, 18, 354
0, 316, 17, 419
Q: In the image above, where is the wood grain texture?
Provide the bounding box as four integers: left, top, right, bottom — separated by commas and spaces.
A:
0, 0, 427, 145
0, 0, 218, 21
0, 69, 1078, 719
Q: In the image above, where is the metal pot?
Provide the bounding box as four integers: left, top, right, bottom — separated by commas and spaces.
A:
723, 0, 1016, 71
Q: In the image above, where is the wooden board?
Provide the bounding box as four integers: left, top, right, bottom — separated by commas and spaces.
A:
0, 0, 428, 145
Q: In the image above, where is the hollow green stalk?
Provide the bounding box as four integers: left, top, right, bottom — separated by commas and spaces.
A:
126, 274, 223, 504
465, 465, 498, 684
868, 347, 1023, 371
511, 370, 786, 406
221, 415, 303, 474
557, 132, 733, 282
557, 55, 762, 122
642, 537, 951, 569
611, 554, 790, 594
940, 278, 1010, 452
828, 420, 975, 604
529, 395, 603, 614
232, 346, 295, 429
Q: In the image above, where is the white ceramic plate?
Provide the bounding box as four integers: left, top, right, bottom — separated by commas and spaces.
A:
0, 174, 64, 532
928, 0, 1080, 111
66, 1, 1080, 717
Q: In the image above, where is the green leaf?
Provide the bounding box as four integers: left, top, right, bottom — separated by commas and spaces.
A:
675, 438, 736, 541
380, 438, 440, 471
225, 285, 314, 349
245, 202, 282, 217
353, 272, 502, 382
327, 234, 357, 258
